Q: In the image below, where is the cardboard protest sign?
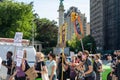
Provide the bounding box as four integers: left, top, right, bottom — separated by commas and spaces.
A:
25, 67, 38, 80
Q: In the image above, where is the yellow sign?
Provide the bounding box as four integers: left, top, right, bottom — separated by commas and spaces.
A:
71, 12, 78, 22
60, 23, 67, 47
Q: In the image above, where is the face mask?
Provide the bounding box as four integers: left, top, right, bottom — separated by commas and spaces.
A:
78, 56, 81, 59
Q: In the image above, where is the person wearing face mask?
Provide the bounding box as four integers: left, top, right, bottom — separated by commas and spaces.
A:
82, 50, 96, 80
93, 54, 103, 80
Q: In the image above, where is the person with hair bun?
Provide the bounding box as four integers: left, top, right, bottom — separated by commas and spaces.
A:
48, 53, 57, 80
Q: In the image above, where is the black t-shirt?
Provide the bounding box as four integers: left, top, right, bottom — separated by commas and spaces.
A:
84, 58, 94, 77
116, 63, 120, 78
93, 61, 102, 73
7, 58, 12, 75
35, 61, 45, 78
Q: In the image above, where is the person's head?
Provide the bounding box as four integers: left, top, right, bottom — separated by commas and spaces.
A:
36, 52, 44, 61
59, 53, 66, 63
71, 56, 76, 62
77, 51, 82, 56
117, 50, 120, 56
82, 50, 89, 60
6, 51, 13, 59
94, 54, 100, 61
117, 56, 120, 62
77, 53, 82, 61
48, 53, 56, 61
107, 54, 112, 61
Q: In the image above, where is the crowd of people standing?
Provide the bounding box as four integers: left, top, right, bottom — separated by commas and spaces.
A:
2, 50, 120, 80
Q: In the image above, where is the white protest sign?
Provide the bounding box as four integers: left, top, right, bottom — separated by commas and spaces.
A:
16, 49, 24, 67
13, 32, 23, 66
14, 32, 23, 46
0, 57, 2, 69
16, 49, 24, 59
16, 58, 22, 67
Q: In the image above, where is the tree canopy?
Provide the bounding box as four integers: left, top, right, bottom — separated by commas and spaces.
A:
34, 18, 58, 48
0, 0, 34, 39
67, 35, 96, 54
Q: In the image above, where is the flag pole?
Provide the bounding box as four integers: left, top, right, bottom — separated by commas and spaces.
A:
61, 47, 64, 80
60, 23, 67, 80
80, 39, 84, 51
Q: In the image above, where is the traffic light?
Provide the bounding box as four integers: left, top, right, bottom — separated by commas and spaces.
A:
71, 12, 78, 22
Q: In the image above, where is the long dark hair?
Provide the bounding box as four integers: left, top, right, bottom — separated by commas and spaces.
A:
49, 53, 56, 61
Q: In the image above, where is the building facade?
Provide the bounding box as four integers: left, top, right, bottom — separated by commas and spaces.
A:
64, 7, 87, 40
90, 0, 120, 50
90, 0, 104, 50
86, 23, 90, 36
103, 0, 120, 50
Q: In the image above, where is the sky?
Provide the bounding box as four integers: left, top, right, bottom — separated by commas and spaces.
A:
15, 0, 90, 23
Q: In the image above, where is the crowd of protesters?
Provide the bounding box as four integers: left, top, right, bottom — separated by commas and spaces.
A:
1, 50, 120, 80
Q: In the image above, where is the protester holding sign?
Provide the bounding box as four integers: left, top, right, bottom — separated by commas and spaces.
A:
9, 50, 30, 80
15, 50, 30, 80
34, 52, 48, 80
2, 51, 13, 80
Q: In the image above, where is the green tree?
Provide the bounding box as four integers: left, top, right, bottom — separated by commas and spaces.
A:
0, 0, 34, 39
34, 18, 58, 49
67, 35, 96, 54
82, 35, 96, 54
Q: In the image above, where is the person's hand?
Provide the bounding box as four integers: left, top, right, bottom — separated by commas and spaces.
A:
110, 73, 112, 76
9, 75, 14, 80
22, 58, 26, 63
82, 73, 85, 77
49, 76, 52, 80
2, 61, 6, 66
2, 63, 6, 67
12, 61, 16, 68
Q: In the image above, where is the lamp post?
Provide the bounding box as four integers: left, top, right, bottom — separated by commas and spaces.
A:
32, 23, 34, 46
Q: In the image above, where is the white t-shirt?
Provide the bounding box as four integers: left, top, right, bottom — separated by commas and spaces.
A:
48, 60, 56, 76
0, 57, 2, 69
